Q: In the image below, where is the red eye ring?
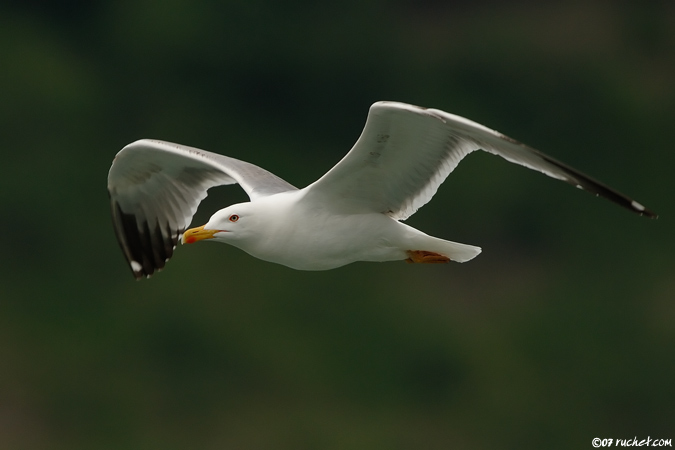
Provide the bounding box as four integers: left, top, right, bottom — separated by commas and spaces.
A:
229, 214, 239, 222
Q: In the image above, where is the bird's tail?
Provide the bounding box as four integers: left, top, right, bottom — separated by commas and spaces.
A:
396, 222, 482, 263
434, 238, 482, 263
408, 234, 482, 263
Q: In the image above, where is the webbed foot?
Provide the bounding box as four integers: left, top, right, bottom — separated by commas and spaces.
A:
405, 250, 451, 264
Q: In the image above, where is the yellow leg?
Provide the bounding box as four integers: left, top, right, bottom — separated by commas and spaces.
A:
405, 250, 451, 264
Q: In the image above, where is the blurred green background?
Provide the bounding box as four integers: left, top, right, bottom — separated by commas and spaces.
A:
1, 1, 673, 449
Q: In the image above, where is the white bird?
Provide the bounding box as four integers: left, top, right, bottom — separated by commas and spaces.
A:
108, 101, 656, 279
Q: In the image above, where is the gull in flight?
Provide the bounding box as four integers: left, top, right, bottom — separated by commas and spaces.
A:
108, 101, 656, 279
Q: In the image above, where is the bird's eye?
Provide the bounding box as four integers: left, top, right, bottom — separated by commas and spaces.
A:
229, 214, 239, 222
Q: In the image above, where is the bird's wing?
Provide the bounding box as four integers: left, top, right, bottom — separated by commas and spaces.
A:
305, 101, 655, 220
108, 139, 297, 279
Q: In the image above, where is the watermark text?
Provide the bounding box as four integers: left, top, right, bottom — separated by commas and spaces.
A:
592, 437, 672, 448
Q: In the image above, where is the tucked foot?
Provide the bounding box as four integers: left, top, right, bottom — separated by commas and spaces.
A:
405, 250, 451, 264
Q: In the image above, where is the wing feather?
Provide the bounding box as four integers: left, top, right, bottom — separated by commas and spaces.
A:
306, 101, 656, 220
108, 139, 297, 279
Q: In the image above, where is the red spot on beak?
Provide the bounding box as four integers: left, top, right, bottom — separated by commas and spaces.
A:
182, 225, 221, 244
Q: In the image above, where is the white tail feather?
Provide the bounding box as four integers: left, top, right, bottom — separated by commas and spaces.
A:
441, 240, 482, 262
410, 234, 482, 263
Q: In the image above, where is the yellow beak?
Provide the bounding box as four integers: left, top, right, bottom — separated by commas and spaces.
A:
182, 225, 222, 244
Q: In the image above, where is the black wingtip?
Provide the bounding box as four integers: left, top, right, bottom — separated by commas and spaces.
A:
593, 189, 658, 219
110, 196, 182, 280
628, 200, 658, 219
609, 196, 657, 219
639, 209, 658, 220
536, 153, 658, 220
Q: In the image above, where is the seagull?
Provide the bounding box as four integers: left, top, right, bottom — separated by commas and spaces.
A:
108, 101, 656, 279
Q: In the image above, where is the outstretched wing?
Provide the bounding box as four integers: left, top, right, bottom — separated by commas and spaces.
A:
108, 139, 297, 279
306, 101, 656, 220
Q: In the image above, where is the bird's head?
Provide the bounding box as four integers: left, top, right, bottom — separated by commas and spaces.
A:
182, 203, 255, 245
